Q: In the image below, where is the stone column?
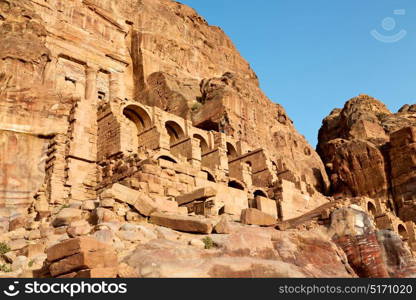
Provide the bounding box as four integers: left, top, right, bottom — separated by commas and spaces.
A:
85, 65, 99, 103
65, 64, 99, 201
189, 138, 202, 168
110, 71, 121, 101
43, 55, 59, 88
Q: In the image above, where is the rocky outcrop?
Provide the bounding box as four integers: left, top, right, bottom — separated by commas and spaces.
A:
124, 227, 355, 278
389, 127, 416, 221
318, 95, 416, 220
320, 139, 388, 199
0, 0, 73, 214
329, 207, 416, 278
44, 237, 118, 278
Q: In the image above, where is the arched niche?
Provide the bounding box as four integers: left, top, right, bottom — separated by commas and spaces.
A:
123, 104, 152, 151
398, 224, 409, 241
123, 105, 152, 134
367, 201, 377, 218
226, 142, 238, 160
156, 154, 178, 164
202, 169, 216, 183
165, 120, 185, 146
193, 134, 210, 154
228, 179, 245, 191
254, 189, 268, 198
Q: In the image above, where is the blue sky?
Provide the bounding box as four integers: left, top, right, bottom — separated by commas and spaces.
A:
179, 0, 416, 146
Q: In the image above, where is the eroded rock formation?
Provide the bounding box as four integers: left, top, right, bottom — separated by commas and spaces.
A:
318, 94, 416, 221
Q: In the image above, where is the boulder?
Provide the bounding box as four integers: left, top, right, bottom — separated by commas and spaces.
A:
49, 248, 118, 277
116, 230, 143, 242
9, 216, 27, 232
9, 239, 27, 251
19, 244, 45, 259
329, 208, 416, 278
134, 195, 179, 217
82, 200, 97, 211
189, 239, 205, 249
101, 198, 115, 208
46, 237, 109, 262
101, 183, 139, 206
11, 256, 28, 272
255, 197, 278, 219
67, 220, 92, 237
95, 208, 120, 223
214, 216, 241, 234
102, 184, 179, 217
92, 229, 115, 245
150, 213, 214, 234
240, 208, 276, 226
175, 187, 217, 206
27, 229, 42, 240
52, 208, 82, 227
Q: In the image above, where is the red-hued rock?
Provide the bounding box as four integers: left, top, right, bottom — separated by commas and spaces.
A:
123, 228, 355, 278
49, 248, 118, 277
318, 95, 416, 216
377, 230, 416, 278
46, 237, 108, 262
330, 208, 416, 278
150, 212, 214, 234
333, 233, 389, 278
320, 139, 388, 199
389, 127, 416, 221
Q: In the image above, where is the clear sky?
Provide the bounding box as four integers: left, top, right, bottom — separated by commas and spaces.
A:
179, 0, 416, 146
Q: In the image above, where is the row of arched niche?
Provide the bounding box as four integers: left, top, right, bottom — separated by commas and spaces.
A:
122, 104, 266, 198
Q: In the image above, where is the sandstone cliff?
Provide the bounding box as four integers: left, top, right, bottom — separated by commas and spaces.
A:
318, 94, 416, 221
121, 0, 330, 194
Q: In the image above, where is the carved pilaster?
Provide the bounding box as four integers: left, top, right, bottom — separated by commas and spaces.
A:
110, 71, 122, 101
85, 64, 99, 102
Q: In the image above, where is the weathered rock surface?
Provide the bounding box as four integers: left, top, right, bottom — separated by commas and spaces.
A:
150, 212, 214, 234
329, 207, 416, 278
102, 183, 179, 217
124, 227, 354, 278
377, 230, 416, 278
52, 208, 82, 227
46, 237, 118, 278
318, 95, 416, 221
240, 208, 276, 226
49, 248, 117, 277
